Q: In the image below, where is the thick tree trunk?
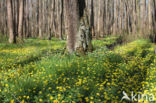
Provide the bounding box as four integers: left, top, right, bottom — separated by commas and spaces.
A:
64, 0, 92, 54
7, 0, 16, 43
64, 0, 79, 53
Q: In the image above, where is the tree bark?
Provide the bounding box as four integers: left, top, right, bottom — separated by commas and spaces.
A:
140, 0, 146, 35
64, 0, 92, 54
64, 0, 79, 53
148, 0, 153, 32
18, 0, 24, 39
7, 0, 16, 43
58, 0, 63, 40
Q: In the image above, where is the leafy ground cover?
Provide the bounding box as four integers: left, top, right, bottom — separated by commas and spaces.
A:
0, 37, 155, 103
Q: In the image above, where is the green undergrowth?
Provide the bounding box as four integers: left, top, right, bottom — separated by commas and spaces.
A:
0, 37, 155, 103
0, 33, 8, 43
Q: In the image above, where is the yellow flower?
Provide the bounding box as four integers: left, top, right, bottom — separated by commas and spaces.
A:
58, 94, 61, 97
96, 93, 100, 96
39, 91, 42, 94
90, 97, 94, 100
85, 97, 89, 102
10, 100, 14, 103
39, 99, 43, 102
50, 96, 54, 100
5, 84, 8, 87
21, 100, 25, 103
90, 101, 94, 103
27, 96, 30, 99
53, 100, 58, 103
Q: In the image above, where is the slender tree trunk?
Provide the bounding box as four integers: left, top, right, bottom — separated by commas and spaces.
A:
97, 0, 101, 38
36, 0, 39, 36
58, 0, 63, 40
148, 0, 153, 32
39, 0, 42, 39
140, 0, 146, 35
132, 0, 137, 34
119, 0, 123, 33
18, 0, 24, 39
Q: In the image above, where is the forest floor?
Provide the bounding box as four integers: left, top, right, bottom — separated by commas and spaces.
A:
0, 37, 156, 103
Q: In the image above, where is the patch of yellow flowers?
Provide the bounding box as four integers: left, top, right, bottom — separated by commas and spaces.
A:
0, 39, 155, 103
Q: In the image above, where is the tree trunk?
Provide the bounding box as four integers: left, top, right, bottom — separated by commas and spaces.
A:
64, 0, 93, 54
140, 0, 146, 35
119, 0, 123, 33
7, 0, 16, 43
39, 0, 42, 39
148, 0, 153, 32
64, 0, 79, 53
58, 0, 63, 40
132, 0, 137, 34
18, 0, 24, 39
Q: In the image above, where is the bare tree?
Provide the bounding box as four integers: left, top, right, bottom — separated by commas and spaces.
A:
7, 0, 16, 43
148, 0, 153, 32
0, 0, 156, 43
57, 0, 63, 40
140, 0, 146, 35
18, 0, 24, 39
64, 0, 92, 53
64, 0, 79, 53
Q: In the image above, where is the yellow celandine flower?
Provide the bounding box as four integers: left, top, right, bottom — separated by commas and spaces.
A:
50, 96, 54, 100
5, 84, 8, 87
10, 100, 14, 103
85, 97, 89, 102
39, 99, 43, 102
39, 91, 42, 94
21, 100, 25, 103
53, 100, 58, 103
58, 94, 61, 97
27, 96, 30, 99
96, 93, 100, 96
90, 97, 94, 100
90, 101, 94, 103
58, 96, 61, 100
